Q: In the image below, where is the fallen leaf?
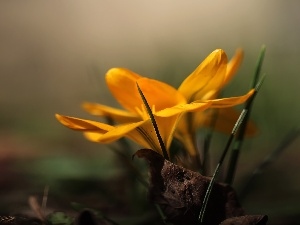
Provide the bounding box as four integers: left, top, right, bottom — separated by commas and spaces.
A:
220, 215, 268, 225
134, 149, 267, 225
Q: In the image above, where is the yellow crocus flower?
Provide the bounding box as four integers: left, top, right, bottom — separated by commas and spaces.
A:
56, 49, 254, 157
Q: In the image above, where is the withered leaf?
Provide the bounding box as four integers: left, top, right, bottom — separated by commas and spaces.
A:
135, 149, 267, 225
220, 215, 268, 225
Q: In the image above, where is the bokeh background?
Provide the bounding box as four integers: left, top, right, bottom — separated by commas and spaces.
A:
0, 1, 299, 224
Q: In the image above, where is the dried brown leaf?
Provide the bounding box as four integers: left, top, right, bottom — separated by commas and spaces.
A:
135, 149, 267, 225
135, 149, 243, 224
220, 215, 268, 225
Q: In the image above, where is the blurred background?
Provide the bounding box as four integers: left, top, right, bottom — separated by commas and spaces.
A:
0, 1, 299, 224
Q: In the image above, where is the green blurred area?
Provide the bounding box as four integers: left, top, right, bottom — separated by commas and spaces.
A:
0, 1, 299, 224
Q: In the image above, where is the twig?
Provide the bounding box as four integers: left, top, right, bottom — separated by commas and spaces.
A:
28, 196, 44, 221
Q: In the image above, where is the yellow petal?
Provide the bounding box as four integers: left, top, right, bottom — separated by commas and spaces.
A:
172, 89, 253, 156
56, 115, 160, 152
106, 68, 142, 114
137, 77, 187, 111
84, 118, 175, 155
154, 101, 211, 156
154, 115, 181, 151
175, 105, 257, 157
55, 114, 113, 131
56, 114, 165, 153
56, 113, 181, 156
126, 122, 162, 153
155, 101, 211, 117
128, 115, 181, 155
201, 108, 257, 137
84, 120, 146, 144
223, 48, 244, 87
156, 102, 212, 156
178, 49, 228, 102
82, 102, 139, 123
174, 114, 199, 157
201, 89, 255, 108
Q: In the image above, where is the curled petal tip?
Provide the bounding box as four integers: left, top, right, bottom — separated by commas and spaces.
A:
212, 49, 225, 55
55, 113, 62, 120
106, 67, 121, 73
214, 48, 224, 52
